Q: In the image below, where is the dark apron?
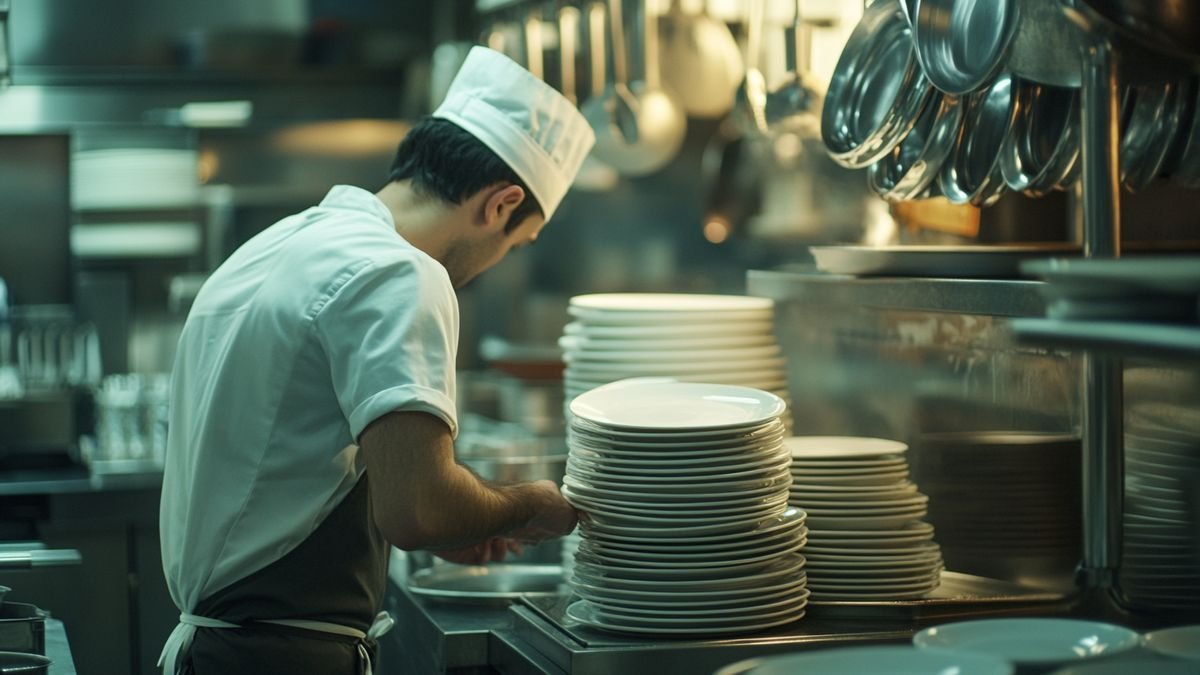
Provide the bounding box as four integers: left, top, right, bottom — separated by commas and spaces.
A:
181, 473, 390, 675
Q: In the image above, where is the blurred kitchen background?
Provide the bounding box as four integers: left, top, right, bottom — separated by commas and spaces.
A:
1, 0, 1199, 673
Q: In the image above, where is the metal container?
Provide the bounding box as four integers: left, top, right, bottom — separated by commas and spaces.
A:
0, 603, 45, 656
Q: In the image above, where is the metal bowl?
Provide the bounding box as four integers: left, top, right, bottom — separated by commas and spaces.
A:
868, 91, 964, 202
1000, 83, 1081, 196
913, 0, 1019, 95
822, 0, 932, 169
406, 564, 563, 607
1120, 80, 1189, 192
939, 73, 1022, 206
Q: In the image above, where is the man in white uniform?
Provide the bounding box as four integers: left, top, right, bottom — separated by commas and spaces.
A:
158, 47, 596, 674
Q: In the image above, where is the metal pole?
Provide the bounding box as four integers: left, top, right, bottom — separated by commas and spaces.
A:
1076, 36, 1123, 593
1079, 41, 1121, 257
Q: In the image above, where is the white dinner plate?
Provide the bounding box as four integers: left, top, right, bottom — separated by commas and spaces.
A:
567, 452, 790, 483
581, 508, 806, 545
808, 572, 941, 591
789, 485, 921, 502
789, 459, 910, 475
714, 645, 1013, 675
575, 542, 803, 575
805, 559, 942, 576
568, 445, 787, 475
576, 502, 788, 529
565, 320, 775, 339
565, 599, 805, 636
564, 344, 783, 363
564, 488, 790, 519
571, 553, 805, 589
571, 576, 809, 608
793, 494, 929, 510
581, 514, 806, 553
589, 588, 811, 618
809, 521, 935, 539
785, 436, 910, 459
790, 456, 908, 469
789, 469, 911, 486
569, 442, 785, 466
568, 307, 775, 326
586, 595, 806, 627
560, 333, 777, 352
582, 532, 807, 564
566, 356, 787, 378
570, 293, 775, 313
568, 379, 787, 429
791, 480, 921, 494
913, 619, 1140, 666
804, 542, 941, 559
571, 409, 784, 439
804, 511, 928, 531
805, 530, 936, 547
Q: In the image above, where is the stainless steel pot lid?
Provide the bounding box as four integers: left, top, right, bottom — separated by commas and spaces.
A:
939, 73, 1021, 206
913, 0, 1019, 95
822, 0, 932, 169
868, 90, 964, 202
1000, 82, 1081, 196
0, 652, 51, 674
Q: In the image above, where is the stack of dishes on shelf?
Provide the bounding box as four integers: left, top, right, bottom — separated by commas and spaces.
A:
560, 294, 790, 428
1121, 395, 1200, 612
786, 437, 943, 600
71, 148, 199, 210
562, 380, 808, 636
912, 433, 1081, 585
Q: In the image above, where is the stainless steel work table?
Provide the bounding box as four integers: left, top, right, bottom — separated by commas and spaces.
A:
385, 572, 1071, 675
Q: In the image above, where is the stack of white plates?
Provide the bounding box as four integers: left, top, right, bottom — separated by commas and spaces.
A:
786, 437, 944, 600
72, 148, 199, 210
560, 294, 789, 425
1120, 403, 1200, 612
562, 380, 808, 636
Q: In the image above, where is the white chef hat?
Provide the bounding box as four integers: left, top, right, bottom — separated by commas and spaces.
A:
433, 46, 596, 222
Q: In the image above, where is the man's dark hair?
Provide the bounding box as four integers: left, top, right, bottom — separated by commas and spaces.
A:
388, 118, 543, 232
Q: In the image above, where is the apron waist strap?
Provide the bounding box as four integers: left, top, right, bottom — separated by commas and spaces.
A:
159, 612, 395, 675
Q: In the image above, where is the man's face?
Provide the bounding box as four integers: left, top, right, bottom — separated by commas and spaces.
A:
442, 211, 546, 288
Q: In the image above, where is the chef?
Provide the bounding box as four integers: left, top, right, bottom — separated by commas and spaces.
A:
157, 46, 596, 675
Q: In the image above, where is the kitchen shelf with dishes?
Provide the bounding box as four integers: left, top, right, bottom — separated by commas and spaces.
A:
808, 0, 1200, 629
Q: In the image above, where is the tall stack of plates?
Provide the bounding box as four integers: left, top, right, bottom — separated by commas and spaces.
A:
1121, 401, 1200, 612
562, 380, 808, 636
786, 437, 944, 600
911, 433, 1081, 584
72, 148, 199, 210
560, 294, 789, 427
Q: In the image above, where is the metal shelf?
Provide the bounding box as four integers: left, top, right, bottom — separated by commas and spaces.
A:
1011, 318, 1200, 362
747, 267, 1047, 318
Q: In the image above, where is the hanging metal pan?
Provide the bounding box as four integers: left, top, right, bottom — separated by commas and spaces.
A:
822, 0, 932, 169
912, 0, 1019, 95
938, 73, 1023, 207
1000, 83, 1081, 196
868, 91, 964, 202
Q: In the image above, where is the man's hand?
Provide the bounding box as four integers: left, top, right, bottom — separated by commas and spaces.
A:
507, 480, 579, 544
432, 537, 523, 565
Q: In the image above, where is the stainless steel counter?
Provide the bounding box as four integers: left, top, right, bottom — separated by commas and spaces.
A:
0, 467, 161, 496
46, 619, 78, 675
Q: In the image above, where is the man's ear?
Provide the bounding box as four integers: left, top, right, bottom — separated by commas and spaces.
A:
482, 184, 526, 232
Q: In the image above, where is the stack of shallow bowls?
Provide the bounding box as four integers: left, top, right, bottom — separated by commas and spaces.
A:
1121, 401, 1200, 612
562, 380, 808, 636
560, 294, 789, 427
786, 437, 943, 600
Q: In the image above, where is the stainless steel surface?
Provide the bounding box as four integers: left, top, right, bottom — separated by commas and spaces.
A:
510, 595, 914, 675
747, 268, 1047, 317
867, 91, 963, 201
822, 0, 932, 169
913, 0, 1018, 95
407, 564, 564, 607
1080, 41, 1121, 257
44, 620, 76, 675
1008, 0, 1087, 88
808, 244, 1079, 280
939, 73, 1019, 206
385, 578, 514, 673
1075, 0, 1200, 65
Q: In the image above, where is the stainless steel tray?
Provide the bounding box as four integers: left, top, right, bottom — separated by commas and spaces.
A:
407, 564, 563, 608
810, 244, 1079, 278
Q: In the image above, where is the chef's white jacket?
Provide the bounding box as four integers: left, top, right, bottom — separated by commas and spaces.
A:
159, 185, 459, 613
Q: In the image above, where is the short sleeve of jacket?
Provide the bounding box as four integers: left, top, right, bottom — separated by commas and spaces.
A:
313, 255, 459, 440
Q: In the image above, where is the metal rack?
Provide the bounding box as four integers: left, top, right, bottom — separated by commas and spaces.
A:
1010, 1, 1200, 617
